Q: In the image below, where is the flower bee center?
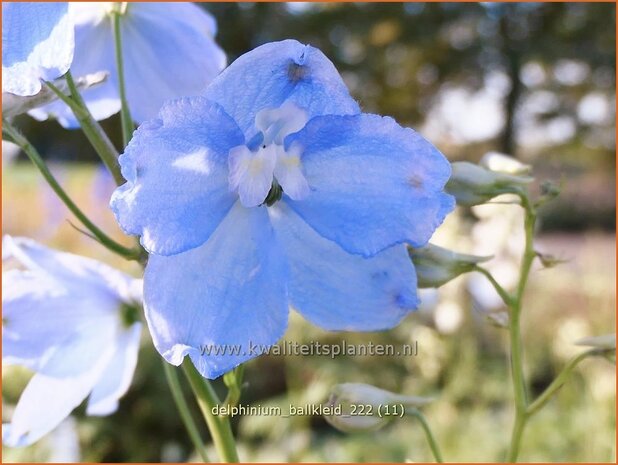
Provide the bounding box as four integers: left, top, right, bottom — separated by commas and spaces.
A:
228, 101, 311, 208
119, 302, 140, 328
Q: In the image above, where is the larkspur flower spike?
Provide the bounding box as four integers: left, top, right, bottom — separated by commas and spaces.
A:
2, 237, 142, 447
111, 39, 455, 379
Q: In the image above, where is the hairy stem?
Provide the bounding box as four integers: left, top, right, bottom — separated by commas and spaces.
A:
45, 75, 124, 185
2, 121, 139, 260
526, 350, 598, 417
112, 10, 134, 147
163, 363, 211, 462
223, 365, 245, 408
474, 265, 514, 306
506, 194, 536, 462
182, 362, 240, 462
408, 408, 444, 463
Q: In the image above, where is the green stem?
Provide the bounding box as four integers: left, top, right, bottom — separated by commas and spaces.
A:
2, 121, 139, 260
506, 195, 537, 462
408, 408, 444, 463
223, 365, 245, 408
182, 362, 239, 463
473, 265, 514, 306
163, 363, 211, 462
526, 350, 597, 417
507, 413, 527, 462
112, 9, 134, 147
45, 75, 124, 186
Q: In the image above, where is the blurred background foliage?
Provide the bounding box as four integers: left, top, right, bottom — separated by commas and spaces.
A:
3, 2, 616, 463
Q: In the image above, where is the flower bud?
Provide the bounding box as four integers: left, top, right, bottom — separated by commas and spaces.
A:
480, 151, 532, 175
409, 243, 491, 288
575, 334, 616, 351
576, 334, 616, 363
324, 383, 432, 433
446, 161, 533, 207
2, 72, 108, 119
540, 179, 562, 200
535, 251, 567, 269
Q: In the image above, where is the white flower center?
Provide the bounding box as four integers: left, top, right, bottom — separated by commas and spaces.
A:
228, 101, 310, 207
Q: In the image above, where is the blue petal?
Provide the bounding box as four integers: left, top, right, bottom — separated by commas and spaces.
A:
30, 3, 225, 128
121, 3, 226, 123
86, 323, 141, 416
204, 39, 360, 138
2, 2, 74, 96
111, 98, 245, 256
28, 8, 120, 128
144, 203, 289, 379
285, 114, 455, 257
269, 203, 418, 331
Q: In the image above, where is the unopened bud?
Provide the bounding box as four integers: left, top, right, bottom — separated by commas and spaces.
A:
535, 251, 567, 269
3, 72, 108, 119
576, 334, 615, 363
446, 162, 533, 207
324, 383, 432, 433
480, 152, 532, 175
540, 180, 561, 198
485, 311, 510, 329
409, 243, 491, 288
575, 334, 616, 351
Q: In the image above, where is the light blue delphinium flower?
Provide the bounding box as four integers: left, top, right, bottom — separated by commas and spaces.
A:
111, 40, 455, 379
30, 2, 226, 128
2, 2, 74, 97
2, 236, 142, 447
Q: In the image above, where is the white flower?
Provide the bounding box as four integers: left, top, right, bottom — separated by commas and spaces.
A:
2, 236, 142, 447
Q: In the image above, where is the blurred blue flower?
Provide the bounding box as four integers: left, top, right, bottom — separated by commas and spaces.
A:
2, 236, 142, 447
2, 2, 74, 96
111, 40, 454, 379
30, 2, 226, 128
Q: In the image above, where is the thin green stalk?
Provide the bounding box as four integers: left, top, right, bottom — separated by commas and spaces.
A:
223, 365, 245, 408
506, 195, 537, 462
526, 350, 597, 417
473, 265, 514, 306
45, 75, 124, 186
508, 413, 527, 462
408, 409, 444, 463
163, 363, 211, 462
2, 121, 139, 260
112, 9, 134, 147
182, 362, 239, 463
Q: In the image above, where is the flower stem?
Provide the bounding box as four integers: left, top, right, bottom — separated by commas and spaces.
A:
163, 363, 211, 462
182, 361, 240, 462
408, 408, 444, 463
526, 350, 597, 417
223, 365, 245, 408
44, 75, 124, 186
2, 121, 140, 260
506, 194, 536, 462
473, 265, 514, 306
111, 10, 134, 147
